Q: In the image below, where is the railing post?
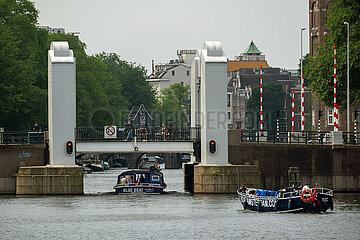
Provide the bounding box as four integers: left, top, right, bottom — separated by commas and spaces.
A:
274, 131, 276, 143
289, 132, 292, 144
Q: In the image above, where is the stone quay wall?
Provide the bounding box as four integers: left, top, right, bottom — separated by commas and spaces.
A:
0, 144, 47, 194
228, 130, 360, 192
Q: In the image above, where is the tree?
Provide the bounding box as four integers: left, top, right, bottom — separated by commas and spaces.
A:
98, 53, 155, 112
152, 83, 190, 127
305, 0, 360, 108
246, 82, 285, 130
0, 0, 156, 129
0, 0, 48, 130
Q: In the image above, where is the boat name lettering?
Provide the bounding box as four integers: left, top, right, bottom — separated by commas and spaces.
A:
246, 198, 277, 208
123, 188, 144, 193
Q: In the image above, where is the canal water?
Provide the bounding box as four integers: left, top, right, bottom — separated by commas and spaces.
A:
1, 168, 359, 239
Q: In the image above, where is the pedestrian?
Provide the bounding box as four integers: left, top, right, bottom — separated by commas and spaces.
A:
125, 121, 134, 141
33, 122, 41, 131
161, 123, 167, 141
140, 119, 148, 141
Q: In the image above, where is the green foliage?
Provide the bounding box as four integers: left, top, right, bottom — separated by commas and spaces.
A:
246, 82, 285, 130
0, 0, 156, 129
0, 0, 48, 129
305, 0, 360, 108
152, 83, 190, 127
96, 53, 155, 112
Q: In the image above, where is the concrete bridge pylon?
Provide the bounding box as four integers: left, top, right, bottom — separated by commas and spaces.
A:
191, 41, 228, 165
48, 42, 76, 166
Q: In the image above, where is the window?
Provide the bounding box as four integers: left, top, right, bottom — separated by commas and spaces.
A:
172, 70, 175, 76
327, 109, 333, 125
312, 110, 315, 126
228, 112, 231, 120
227, 94, 231, 107
187, 71, 190, 76
152, 175, 160, 181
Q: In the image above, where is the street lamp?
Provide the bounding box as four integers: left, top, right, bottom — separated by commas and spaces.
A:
344, 22, 350, 133
301, 27, 306, 133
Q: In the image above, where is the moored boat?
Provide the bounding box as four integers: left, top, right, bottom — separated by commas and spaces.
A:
113, 169, 167, 194
237, 186, 333, 213
138, 155, 165, 170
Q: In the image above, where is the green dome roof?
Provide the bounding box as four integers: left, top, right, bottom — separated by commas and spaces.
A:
242, 41, 262, 55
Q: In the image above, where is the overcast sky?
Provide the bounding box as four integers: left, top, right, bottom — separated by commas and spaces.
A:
33, 0, 309, 73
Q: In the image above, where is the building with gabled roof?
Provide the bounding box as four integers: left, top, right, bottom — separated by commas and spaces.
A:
128, 104, 153, 127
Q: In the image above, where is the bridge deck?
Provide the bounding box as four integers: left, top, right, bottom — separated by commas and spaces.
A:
76, 141, 194, 153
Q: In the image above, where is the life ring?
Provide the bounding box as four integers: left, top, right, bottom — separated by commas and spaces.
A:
301, 188, 313, 202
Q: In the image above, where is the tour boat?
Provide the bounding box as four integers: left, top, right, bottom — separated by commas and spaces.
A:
237, 186, 333, 213
113, 169, 167, 194
138, 155, 165, 170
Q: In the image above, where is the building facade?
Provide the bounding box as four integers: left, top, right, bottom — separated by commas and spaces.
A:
309, 0, 360, 132
226, 41, 304, 131
146, 50, 196, 96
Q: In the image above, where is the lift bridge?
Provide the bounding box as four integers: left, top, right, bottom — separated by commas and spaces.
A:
75, 126, 200, 154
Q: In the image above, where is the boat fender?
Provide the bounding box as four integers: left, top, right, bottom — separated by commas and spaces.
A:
274, 201, 278, 212
288, 199, 292, 209
301, 189, 313, 202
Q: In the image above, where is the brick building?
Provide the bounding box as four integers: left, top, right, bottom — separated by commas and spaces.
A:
309, 0, 359, 132
226, 41, 303, 131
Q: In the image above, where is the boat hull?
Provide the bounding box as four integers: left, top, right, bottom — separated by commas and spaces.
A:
238, 188, 333, 213
114, 184, 165, 194
239, 194, 303, 213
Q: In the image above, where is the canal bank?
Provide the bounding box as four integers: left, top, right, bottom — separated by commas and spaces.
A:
183, 130, 360, 193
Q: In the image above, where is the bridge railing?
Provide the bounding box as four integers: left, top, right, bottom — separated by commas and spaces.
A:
0, 131, 45, 144
240, 130, 334, 145
75, 126, 200, 142
342, 131, 360, 145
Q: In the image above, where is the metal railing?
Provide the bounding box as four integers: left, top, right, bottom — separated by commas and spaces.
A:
0, 131, 45, 144
240, 130, 333, 145
75, 126, 200, 142
342, 131, 359, 145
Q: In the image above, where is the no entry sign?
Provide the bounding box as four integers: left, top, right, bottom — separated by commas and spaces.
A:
104, 126, 117, 139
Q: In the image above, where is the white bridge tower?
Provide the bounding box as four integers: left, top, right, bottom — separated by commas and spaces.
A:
191, 41, 228, 165
48, 42, 76, 165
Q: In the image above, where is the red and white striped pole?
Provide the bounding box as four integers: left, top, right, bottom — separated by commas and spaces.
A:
260, 65, 263, 133
292, 89, 295, 131
334, 44, 338, 131
301, 74, 305, 133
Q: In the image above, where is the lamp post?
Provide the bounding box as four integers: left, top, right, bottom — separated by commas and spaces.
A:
301, 27, 306, 133
344, 22, 350, 133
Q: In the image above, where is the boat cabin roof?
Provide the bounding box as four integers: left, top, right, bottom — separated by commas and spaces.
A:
118, 169, 163, 176
117, 169, 164, 185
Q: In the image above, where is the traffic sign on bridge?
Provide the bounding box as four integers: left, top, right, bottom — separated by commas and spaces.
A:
104, 126, 117, 139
